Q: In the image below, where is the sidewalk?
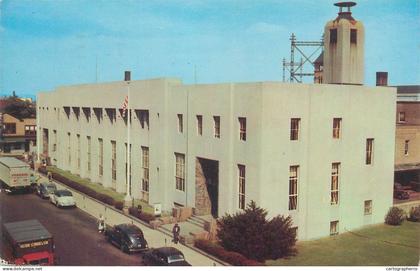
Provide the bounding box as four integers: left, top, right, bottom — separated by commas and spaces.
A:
34, 172, 222, 266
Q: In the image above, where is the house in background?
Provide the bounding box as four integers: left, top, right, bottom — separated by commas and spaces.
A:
0, 113, 37, 154
394, 85, 420, 189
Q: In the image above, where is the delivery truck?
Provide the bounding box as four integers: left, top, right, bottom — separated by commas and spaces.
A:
0, 157, 31, 193
2, 220, 56, 265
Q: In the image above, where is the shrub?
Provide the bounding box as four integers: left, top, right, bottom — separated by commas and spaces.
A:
217, 201, 296, 261
96, 194, 115, 206
385, 207, 405, 225
128, 207, 156, 223
194, 239, 263, 266
114, 201, 124, 210
408, 206, 420, 222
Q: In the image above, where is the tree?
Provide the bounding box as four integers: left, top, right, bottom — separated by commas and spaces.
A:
1, 96, 36, 119
217, 201, 297, 261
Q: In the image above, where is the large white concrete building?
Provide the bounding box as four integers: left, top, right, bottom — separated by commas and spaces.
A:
36, 2, 396, 240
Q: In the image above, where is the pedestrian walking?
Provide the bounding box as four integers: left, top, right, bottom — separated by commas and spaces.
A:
172, 223, 180, 244
98, 214, 105, 233
47, 171, 52, 181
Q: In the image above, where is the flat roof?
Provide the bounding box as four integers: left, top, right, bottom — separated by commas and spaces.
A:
3, 220, 52, 243
0, 157, 29, 168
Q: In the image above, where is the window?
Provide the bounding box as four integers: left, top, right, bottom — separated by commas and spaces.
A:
105, 108, 116, 124
111, 141, 116, 188
404, 140, 409, 156
136, 110, 149, 130
330, 28, 337, 43
87, 136, 91, 172
72, 107, 80, 120
350, 29, 357, 44
214, 116, 220, 138
239, 117, 246, 141
93, 108, 103, 123
52, 130, 57, 152
398, 112, 406, 123
196, 115, 203, 136
141, 147, 149, 201
333, 118, 342, 139
77, 134, 80, 170
364, 200, 372, 215
175, 153, 185, 191
290, 118, 300, 140
125, 143, 132, 195
98, 138, 103, 176
177, 114, 183, 133
289, 166, 299, 210
330, 221, 339, 235
331, 163, 340, 205
82, 107, 91, 122
366, 138, 374, 165
24, 125, 36, 136
238, 164, 246, 210
67, 133, 71, 164
3, 123, 16, 134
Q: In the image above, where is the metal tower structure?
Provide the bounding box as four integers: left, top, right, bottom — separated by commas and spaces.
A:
283, 33, 324, 83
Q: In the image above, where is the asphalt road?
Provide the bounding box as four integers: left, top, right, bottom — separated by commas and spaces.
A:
0, 191, 143, 266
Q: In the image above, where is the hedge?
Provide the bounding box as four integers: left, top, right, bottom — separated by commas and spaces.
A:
194, 239, 263, 266
128, 207, 156, 223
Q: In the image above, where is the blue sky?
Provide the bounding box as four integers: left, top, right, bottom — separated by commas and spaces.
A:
0, 0, 419, 98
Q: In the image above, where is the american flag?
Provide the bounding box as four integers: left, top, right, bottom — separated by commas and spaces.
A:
121, 95, 128, 118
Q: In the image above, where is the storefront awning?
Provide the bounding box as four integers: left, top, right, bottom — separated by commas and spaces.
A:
395, 163, 420, 172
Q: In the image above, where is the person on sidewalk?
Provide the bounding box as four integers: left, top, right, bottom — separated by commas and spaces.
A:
47, 171, 52, 182
98, 214, 105, 233
172, 223, 180, 244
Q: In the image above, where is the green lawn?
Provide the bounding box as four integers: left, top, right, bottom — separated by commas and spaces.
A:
267, 221, 419, 266
46, 166, 154, 214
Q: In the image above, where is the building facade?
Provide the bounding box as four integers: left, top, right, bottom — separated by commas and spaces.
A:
37, 79, 396, 240
0, 113, 36, 154
394, 86, 420, 186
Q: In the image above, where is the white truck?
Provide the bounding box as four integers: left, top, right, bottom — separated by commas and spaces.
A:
0, 157, 31, 193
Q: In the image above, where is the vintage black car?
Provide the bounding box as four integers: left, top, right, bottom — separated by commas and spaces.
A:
394, 190, 410, 200
105, 224, 148, 253
143, 247, 191, 266
36, 182, 57, 199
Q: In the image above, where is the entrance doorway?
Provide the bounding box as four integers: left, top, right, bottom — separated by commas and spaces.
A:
195, 158, 219, 217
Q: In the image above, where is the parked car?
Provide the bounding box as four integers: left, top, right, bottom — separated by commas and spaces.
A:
393, 182, 403, 191
143, 247, 191, 266
49, 189, 76, 208
394, 190, 410, 200
105, 224, 148, 253
36, 182, 57, 199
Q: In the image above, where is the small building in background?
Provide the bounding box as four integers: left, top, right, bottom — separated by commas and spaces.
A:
0, 113, 37, 154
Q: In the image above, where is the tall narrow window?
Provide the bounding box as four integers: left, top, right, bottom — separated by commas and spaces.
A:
239, 117, 247, 141
289, 166, 299, 210
331, 163, 340, 205
67, 133, 71, 165
141, 147, 150, 202
214, 116, 220, 138
404, 140, 409, 156
111, 141, 116, 188
196, 115, 203, 136
175, 153, 185, 191
330, 28, 337, 43
330, 221, 339, 235
53, 130, 57, 152
125, 143, 132, 195
238, 164, 246, 210
333, 118, 342, 139
398, 112, 406, 123
366, 138, 374, 165
364, 200, 372, 215
177, 114, 183, 133
137, 110, 149, 130
98, 138, 103, 176
87, 136, 91, 172
76, 134, 80, 170
290, 118, 300, 140
350, 29, 357, 44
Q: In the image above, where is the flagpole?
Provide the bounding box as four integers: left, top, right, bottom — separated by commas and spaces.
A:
124, 71, 132, 211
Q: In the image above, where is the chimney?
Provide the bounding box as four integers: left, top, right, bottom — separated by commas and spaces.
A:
376, 72, 388, 86
124, 71, 131, 81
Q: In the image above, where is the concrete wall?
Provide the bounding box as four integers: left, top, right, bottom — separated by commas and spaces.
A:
37, 78, 396, 240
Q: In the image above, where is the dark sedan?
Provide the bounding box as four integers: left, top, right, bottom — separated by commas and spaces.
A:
143, 247, 191, 266
394, 190, 410, 200
105, 224, 148, 253
36, 182, 57, 199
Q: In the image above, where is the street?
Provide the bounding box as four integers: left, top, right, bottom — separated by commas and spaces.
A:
0, 191, 143, 266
